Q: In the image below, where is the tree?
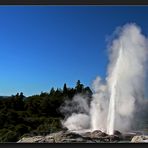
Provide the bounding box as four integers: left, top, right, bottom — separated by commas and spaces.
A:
84, 87, 92, 96
24, 95, 39, 114
63, 83, 68, 94
50, 87, 55, 96
75, 80, 84, 93
0, 80, 94, 142
40, 97, 51, 116
40, 92, 48, 97
14, 92, 24, 111
20, 92, 25, 99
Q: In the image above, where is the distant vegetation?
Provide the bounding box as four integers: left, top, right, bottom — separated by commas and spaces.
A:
0, 80, 92, 142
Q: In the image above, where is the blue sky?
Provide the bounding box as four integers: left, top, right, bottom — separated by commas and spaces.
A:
0, 6, 148, 97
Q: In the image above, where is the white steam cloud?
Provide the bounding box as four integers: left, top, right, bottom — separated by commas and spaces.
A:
60, 94, 90, 131
107, 23, 148, 134
90, 76, 108, 132
61, 23, 148, 134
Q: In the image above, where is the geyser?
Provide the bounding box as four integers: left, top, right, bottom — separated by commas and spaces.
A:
107, 44, 123, 135
106, 23, 148, 134
61, 23, 148, 135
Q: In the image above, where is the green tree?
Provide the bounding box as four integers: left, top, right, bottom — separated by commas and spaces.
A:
84, 87, 92, 96
1, 130, 18, 142
40, 92, 49, 97
20, 92, 25, 99
15, 124, 30, 137
50, 87, 55, 96
75, 80, 84, 93
14, 92, 24, 111
63, 83, 68, 94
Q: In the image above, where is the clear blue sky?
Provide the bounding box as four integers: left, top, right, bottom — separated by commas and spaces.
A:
0, 6, 148, 97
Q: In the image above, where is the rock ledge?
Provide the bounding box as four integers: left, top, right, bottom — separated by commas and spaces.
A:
17, 130, 121, 143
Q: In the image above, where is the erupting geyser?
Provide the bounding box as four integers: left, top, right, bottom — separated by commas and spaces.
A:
61, 23, 148, 135
106, 23, 148, 134
107, 45, 123, 135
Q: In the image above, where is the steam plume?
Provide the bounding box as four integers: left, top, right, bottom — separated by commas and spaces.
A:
107, 23, 148, 134
61, 23, 148, 134
60, 94, 90, 131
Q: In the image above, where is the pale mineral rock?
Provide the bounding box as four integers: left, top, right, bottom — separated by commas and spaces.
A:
131, 135, 148, 143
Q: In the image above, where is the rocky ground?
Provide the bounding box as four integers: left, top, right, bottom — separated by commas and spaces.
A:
131, 135, 148, 143
17, 129, 148, 143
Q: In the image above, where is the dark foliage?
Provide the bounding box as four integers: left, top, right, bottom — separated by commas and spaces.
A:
0, 81, 92, 142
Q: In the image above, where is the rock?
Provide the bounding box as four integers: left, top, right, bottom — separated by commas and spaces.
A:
17, 130, 122, 143
108, 135, 120, 142
114, 130, 122, 136
81, 132, 91, 138
52, 131, 83, 142
60, 137, 87, 143
62, 127, 68, 131
17, 136, 44, 143
91, 130, 108, 138
43, 131, 84, 143
122, 133, 136, 141
45, 135, 55, 143
131, 135, 148, 143
100, 132, 108, 137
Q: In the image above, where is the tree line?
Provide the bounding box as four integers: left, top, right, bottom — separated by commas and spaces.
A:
0, 80, 92, 142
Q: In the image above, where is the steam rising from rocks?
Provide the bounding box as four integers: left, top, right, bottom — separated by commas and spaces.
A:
61, 23, 148, 134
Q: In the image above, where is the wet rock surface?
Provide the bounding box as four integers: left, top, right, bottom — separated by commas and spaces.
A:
17, 130, 123, 143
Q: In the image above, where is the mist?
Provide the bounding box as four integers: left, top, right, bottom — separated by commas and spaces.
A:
61, 23, 148, 134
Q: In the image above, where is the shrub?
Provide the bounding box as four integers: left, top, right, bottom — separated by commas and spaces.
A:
0, 130, 18, 142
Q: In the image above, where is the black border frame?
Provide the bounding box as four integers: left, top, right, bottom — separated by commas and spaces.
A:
0, 0, 147, 148
0, 0, 148, 5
